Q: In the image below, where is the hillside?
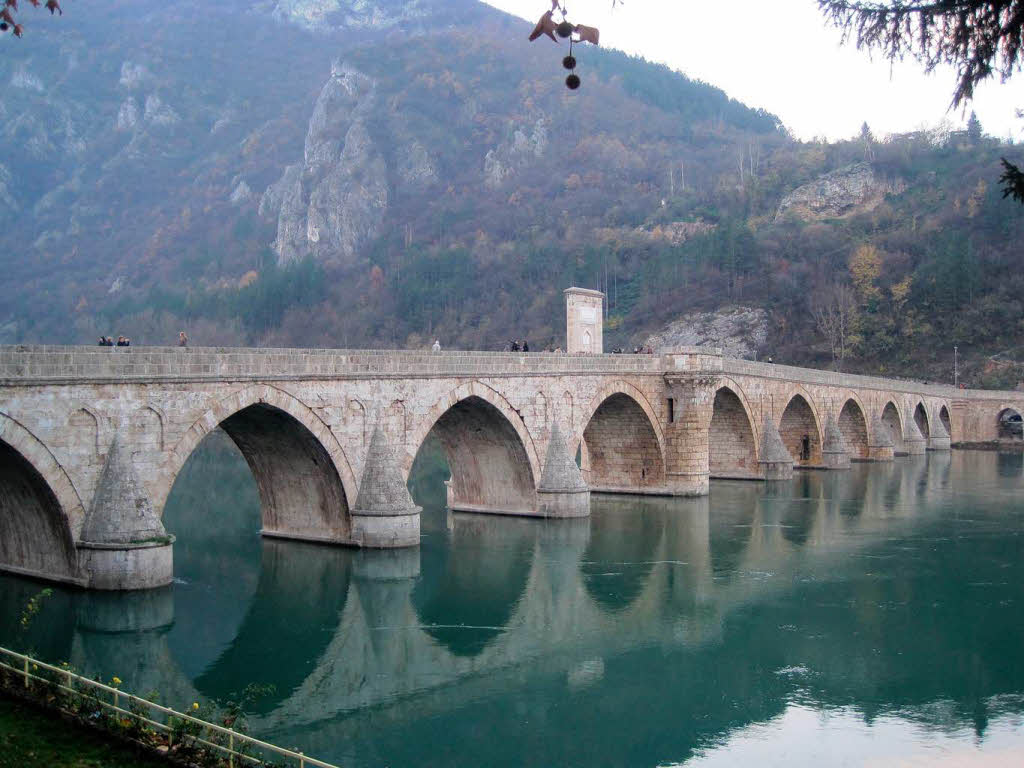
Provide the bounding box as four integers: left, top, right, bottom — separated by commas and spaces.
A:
1, 0, 1022, 386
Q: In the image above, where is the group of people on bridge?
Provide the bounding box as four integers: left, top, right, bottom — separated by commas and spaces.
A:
97, 336, 131, 347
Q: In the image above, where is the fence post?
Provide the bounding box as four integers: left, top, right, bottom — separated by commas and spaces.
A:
300, 752, 306, 768
23, 656, 28, 689
229, 731, 234, 768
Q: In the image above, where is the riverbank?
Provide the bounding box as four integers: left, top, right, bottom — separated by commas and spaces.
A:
0, 694, 170, 768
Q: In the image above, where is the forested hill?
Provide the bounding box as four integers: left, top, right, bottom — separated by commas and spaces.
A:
1, 0, 1022, 386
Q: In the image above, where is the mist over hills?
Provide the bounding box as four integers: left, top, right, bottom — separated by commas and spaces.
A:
2, 0, 1022, 385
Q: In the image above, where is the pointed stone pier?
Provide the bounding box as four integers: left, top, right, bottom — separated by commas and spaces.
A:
869, 416, 895, 461
904, 412, 928, 455
929, 416, 951, 451
537, 423, 591, 518
758, 417, 794, 480
77, 435, 174, 590
350, 426, 421, 548
822, 416, 851, 469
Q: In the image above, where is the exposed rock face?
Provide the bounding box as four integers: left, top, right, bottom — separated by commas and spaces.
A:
396, 140, 438, 187
266, 0, 435, 31
143, 94, 180, 126
116, 99, 139, 132
644, 306, 768, 359
483, 118, 548, 188
776, 162, 905, 221
229, 180, 253, 206
261, 63, 388, 266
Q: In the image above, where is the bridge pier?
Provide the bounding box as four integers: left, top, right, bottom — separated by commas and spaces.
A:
663, 368, 719, 497
537, 423, 590, 518
77, 436, 174, 591
350, 427, 421, 548
822, 416, 851, 469
929, 416, 952, 451
759, 416, 794, 481
903, 412, 928, 455
868, 415, 895, 461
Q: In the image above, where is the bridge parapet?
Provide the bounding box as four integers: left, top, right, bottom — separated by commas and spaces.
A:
0, 346, 664, 383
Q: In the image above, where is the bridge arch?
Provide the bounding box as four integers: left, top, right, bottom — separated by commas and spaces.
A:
913, 401, 931, 440
880, 400, 906, 454
778, 389, 822, 466
998, 407, 1023, 441
0, 411, 82, 582
938, 404, 952, 439
158, 385, 356, 541
409, 382, 540, 514
709, 382, 760, 479
838, 396, 870, 459
576, 382, 666, 492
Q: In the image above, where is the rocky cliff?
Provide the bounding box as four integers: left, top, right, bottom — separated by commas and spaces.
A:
775, 162, 905, 221
260, 61, 389, 266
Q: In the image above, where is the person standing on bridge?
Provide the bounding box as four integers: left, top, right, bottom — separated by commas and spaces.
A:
432, 339, 441, 353
178, 331, 188, 348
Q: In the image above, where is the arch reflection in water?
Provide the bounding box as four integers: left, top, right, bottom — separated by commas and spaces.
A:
193, 540, 353, 713
581, 497, 666, 612
412, 512, 535, 657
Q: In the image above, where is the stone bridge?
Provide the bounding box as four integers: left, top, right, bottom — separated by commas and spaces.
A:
1, 291, 1021, 589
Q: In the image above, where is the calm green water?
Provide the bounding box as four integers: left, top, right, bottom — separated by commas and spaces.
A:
3, 437, 1024, 767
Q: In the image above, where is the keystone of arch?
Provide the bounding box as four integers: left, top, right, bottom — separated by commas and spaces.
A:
405, 380, 543, 483
0, 410, 86, 542
155, 384, 358, 515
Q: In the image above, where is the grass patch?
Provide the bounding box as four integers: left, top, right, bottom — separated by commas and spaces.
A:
0, 694, 170, 768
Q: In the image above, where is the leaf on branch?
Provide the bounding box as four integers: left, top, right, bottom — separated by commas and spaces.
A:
999, 158, 1024, 202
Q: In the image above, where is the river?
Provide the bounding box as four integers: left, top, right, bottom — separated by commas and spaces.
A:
2, 431, 1023, 767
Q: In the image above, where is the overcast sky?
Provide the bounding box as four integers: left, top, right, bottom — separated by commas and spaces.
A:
483, 0, 1021, 142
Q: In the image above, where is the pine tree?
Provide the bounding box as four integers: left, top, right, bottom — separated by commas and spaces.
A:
967, 111, 983, 144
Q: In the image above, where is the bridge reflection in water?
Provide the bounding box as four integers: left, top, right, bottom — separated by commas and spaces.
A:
2, 442, 1023, 767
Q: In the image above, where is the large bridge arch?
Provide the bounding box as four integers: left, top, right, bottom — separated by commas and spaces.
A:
0, 411, 83, 583
158, 385, 356, 542
576, 382, 666, 492
778, 389, 823, 466
409, 382, 541, 515
709, 382, 759, 479
838, 396, 870, 459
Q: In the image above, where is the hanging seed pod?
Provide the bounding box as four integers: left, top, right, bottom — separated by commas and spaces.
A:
566, 73, 581, 90
556, 21, 574, 38
562, 55, 577, 70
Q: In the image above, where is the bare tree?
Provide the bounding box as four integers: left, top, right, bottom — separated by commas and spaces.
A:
811, 283, 858, 371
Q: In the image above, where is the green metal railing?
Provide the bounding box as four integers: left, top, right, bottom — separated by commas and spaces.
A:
0, 645, 337, 768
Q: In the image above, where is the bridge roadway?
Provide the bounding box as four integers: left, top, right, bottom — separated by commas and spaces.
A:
0, 343, 1021, 589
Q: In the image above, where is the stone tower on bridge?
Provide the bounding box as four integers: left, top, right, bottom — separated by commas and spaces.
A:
564, 287, 604, 354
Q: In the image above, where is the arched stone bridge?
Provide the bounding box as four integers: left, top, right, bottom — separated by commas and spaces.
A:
0, 343, 1020, 589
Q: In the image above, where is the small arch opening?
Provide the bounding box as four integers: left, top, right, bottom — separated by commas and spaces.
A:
998, 408, 1023, 442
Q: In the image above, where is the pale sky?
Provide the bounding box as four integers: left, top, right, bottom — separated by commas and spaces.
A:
483, 0, 1022, 142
